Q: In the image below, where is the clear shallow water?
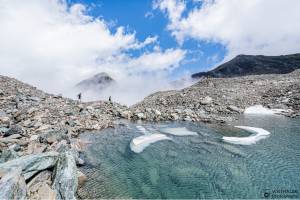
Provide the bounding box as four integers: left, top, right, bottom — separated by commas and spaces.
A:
78, 116, 300, 199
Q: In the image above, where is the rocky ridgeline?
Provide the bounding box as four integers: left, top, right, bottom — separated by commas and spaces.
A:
129, 70, 300, 123
0, 75, 127, 199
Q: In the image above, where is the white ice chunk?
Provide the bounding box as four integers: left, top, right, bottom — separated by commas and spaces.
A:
244, 105, 287, 115
130, 134, 172, 153
160, 127, 198, 136
223, 126, 271, 145
136, 126, 149, 134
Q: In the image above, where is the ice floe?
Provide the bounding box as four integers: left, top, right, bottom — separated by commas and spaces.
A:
223, 126, 271, 145
160, 127, 198, 136
136, 126, 149, 134
244, 105, 287, 115
130, 134, 172, 153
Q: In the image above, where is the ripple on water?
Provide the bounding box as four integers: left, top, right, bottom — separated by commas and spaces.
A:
78, 118, 300, 199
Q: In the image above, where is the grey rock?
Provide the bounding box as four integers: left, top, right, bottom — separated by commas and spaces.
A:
200, 96, 213, 105
4, 125, 25, 137
170, 113, 179, 120
27, 170, 52, 194
0, 110, 7, 117
121, 110, 132, 119
154, 109, 161, 116
0, 148, 19, 163
136, 112, 145, 120
0, 127, 9, 134
0, 116, 10, 127
27, 96, 40, 102
9, 144, 21, 152
52, 150, 78, 200
39, 129, 69, 144
0, 168, 27, 200
0, 152, 59, 180
227, 105, 243, 113
37, 182, 57, 200
184, 108, 194, 115
184, 116, 192, 121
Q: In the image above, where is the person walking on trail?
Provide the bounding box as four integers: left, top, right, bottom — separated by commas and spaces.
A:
77, 93, 82, 102
15, 89, 20, 109
109, 96, 112, 103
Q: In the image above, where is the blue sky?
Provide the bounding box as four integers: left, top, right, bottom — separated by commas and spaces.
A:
67, 0, 226, 77
2, 0, 300, 104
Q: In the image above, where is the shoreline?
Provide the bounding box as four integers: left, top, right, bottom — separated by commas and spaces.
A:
1, 70, 300, 199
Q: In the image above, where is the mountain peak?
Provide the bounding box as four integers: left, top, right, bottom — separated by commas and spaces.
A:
76, 72, 115, 91
192, 53, 300, 79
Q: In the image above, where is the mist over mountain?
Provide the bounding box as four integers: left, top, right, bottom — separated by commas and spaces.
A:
76, 72, 115, 91
192, 53, 300, 79
72, 72, 194, 105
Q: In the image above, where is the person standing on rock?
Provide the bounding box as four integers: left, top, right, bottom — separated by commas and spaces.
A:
77, 93, 82, 102
15, 88, 20, 109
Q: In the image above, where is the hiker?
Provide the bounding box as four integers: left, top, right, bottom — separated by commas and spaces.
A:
15, 94, 19, 109
109, 96, 112, 103
77, 93, 82, 102
15, 88, 20, 109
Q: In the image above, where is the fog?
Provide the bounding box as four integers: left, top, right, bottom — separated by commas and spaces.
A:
0, 0, 188, 106
65, 72, 195, 106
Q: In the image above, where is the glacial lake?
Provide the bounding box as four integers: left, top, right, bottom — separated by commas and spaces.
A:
77, 115, 300, 199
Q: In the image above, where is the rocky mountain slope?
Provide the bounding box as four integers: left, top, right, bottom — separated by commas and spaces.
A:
76, 72, 115, 91
131, 70, 300, 123
192, 53, 300, 78
0, 75, 126, 199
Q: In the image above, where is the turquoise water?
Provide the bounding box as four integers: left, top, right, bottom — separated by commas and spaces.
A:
78, 115, 300, 199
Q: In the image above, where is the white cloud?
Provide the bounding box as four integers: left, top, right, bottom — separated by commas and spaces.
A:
0, 0, 186, 104
155, 0, 300, 60
153, 0, 185, 29
126, 48, 185, 71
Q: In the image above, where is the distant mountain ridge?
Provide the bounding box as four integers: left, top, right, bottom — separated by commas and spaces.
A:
191, 53, 300, 79
76, 72, 114, 91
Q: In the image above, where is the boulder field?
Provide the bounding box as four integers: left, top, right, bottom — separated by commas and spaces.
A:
0, 69, 299, 199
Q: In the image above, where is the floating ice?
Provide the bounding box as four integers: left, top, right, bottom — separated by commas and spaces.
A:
136, 126, 149, 134
223, 126, 271, 145
160, 127, 198, 136
130, 134, 172, 153
244, 105, 286, 115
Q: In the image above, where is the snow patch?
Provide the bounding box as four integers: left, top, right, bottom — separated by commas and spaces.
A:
223, 126, 271, 145
130, 134, 172, 153
160, 127, 198, 136
244, 105, 287, 115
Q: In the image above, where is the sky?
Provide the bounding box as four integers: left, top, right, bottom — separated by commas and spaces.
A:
1, 0, 300, 105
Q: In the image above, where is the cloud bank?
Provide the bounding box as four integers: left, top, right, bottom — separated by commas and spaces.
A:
0, 0, 186, 105
155, 0, 300, 60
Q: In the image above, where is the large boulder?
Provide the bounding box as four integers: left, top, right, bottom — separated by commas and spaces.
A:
39, 129, 70, 144
52, 150, 78, 200
27, 170, 56, 200
4, 124, 25, 137
0, 148, 19, 163
0, 168, 27, 200
0, 152, 59, 180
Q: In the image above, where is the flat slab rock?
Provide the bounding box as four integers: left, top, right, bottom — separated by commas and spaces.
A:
0, 151, 59, 180
52, 150, 78, 200
0, 167, 27, 200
